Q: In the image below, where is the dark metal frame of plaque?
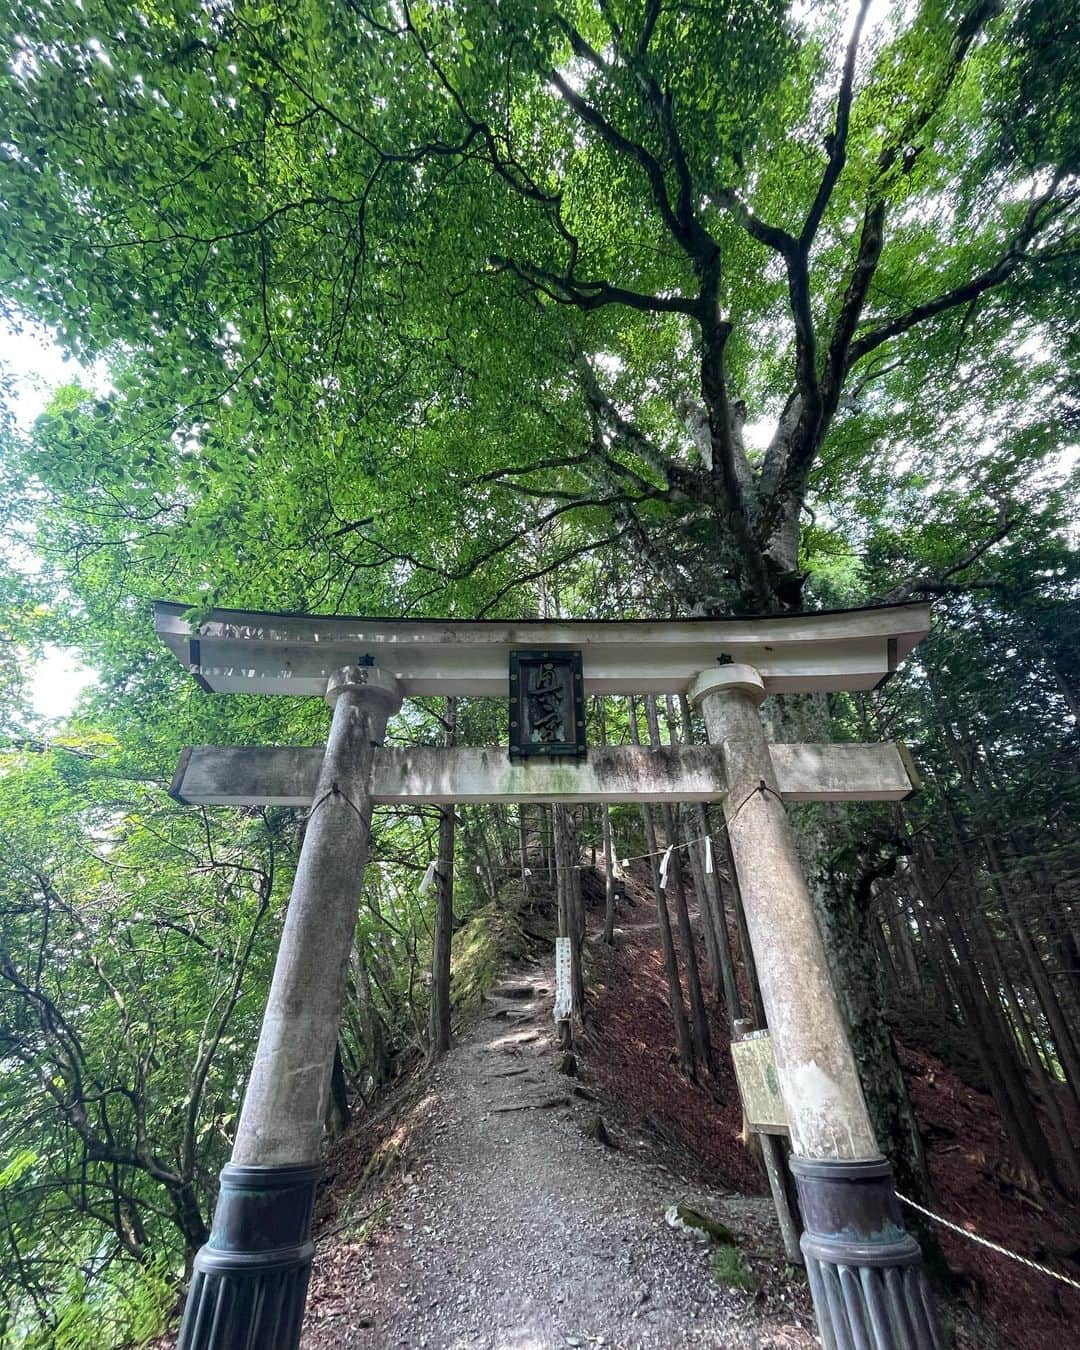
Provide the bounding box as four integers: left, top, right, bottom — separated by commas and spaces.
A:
508, 650, 586, 760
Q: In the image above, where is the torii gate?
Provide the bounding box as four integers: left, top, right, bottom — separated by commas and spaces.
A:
156, 600, 941, 1350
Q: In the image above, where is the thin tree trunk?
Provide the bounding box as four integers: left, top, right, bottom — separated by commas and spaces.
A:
969, 907, 1038, 1070
325, 1042, 350, 1137
678, 696, 738, 998
353, 949, 390, 1088
565, 807, 587, 1016
917, 832, 1058, 1189
598, 700, 617, 944
888, 890, 923, 993
668, 842, 715, 1076
985, 837, 1080, 1107
602, 805, 617, 945
647, 697, 714, 1076
872, 917, 901, 992
426, 820, 454, 1053
694, 823, 742, 1024
899, 861, 955, 1014
429, 700, 457, 1058
670, 695, 735, 1015
629, 696, 693, 1072
553, 805, 573, 1049
518, 804, 530, 897
717, 810, 766, 1026
684, 813, 724, 1001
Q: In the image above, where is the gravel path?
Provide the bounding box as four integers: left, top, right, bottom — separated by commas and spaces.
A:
302, 959, 816, 1349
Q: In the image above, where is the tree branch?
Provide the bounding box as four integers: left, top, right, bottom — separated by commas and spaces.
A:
477, 451, 593, 483
475, 525, 634, 617
712, 188, 820, 439
884, 512, 1015, 601
801, 0, 873, 250
759, 0, 1012, 547
488, 254, 696, 315
849, 245, 1035, 366
574, 353, 674, 486
547, 68, 691, 255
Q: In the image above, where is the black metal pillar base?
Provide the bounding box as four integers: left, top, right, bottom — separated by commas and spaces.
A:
790, 1157, 942, 1350
178, 1162, 320, 1350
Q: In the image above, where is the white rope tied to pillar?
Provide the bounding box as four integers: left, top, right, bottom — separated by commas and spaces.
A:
658, 846, 673, 890
417, 860, 437, 896
897, 1194, 1080, 1291
409, 835, 718, 890
704, 835, 714, 874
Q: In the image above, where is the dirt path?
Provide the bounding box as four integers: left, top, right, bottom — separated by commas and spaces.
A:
302, 960, 815, 1349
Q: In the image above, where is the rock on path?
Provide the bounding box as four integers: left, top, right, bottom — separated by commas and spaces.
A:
302, 962, 815, 1349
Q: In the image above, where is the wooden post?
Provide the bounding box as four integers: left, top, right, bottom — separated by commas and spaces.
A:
733, 1018, 803, 1265
178, 665, 402, 1350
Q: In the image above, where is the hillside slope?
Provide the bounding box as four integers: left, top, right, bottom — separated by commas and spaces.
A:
580, 866, 1080, 1350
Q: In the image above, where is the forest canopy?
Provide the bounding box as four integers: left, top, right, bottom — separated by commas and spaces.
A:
0, 0, 1076, 1343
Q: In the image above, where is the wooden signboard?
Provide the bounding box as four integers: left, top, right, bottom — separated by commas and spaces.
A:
730, 1030, 789, 1135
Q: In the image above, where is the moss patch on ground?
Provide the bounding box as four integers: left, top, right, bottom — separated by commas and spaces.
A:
709, 1244, 756, 1292
449, 880, 530, 1018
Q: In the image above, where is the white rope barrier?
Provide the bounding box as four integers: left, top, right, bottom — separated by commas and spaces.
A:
410, 833, 716, 885
897, 1193, 1080, 1292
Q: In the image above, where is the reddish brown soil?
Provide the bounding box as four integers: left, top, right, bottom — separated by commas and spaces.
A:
580, 865, 1080, 1350
583, 883, 766, 1196
901, 1043, 1080, 1350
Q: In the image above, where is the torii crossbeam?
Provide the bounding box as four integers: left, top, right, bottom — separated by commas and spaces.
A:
158, 600, 941, 1350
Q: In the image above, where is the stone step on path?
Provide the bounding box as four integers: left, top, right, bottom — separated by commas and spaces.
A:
301, 958, 814, 1349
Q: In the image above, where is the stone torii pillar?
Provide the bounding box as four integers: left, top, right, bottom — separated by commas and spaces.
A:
690, 665, 940, 1350
178, 664, 401, 1349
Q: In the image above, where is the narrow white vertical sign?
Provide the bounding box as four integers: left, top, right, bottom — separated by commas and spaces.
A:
553, 936, 572, 1021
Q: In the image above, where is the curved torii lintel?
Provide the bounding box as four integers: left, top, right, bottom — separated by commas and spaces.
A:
152, 600, 931, 698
